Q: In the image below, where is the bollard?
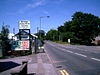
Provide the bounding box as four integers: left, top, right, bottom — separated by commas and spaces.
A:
10, 61, 28, 75
20, 61, 28, 75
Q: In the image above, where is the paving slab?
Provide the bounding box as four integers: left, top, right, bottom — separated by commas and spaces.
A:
0, 52, 58, 75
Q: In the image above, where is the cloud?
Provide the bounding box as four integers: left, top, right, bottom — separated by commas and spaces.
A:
7, 0, 63, 15
8, 0, 46, 15
43, 11, 49, 15
27, 0, 45, 8
18, 0, 46, 14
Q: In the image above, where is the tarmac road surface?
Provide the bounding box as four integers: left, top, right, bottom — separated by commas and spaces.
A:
44, 41, 100, 75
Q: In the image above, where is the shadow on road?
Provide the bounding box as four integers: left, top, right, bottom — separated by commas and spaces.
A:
0, 61, 20, 72
27, 73, 36, 75
78, 68, 100, 75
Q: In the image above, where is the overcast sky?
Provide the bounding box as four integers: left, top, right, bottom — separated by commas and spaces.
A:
0, 0, 100, 34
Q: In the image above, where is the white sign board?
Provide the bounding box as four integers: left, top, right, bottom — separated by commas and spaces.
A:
68, 39, 70, 43
19, 20, 30, 29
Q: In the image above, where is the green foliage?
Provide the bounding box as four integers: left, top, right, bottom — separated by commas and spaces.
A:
35, 30, 45, 40
46, 29, 59, 41
58, 12, 100, 45
55, 41, 70, 44
58, 26, 65, 32
0, 25, 11, 56
46, 12, 100, 45
39, 30, 45, 36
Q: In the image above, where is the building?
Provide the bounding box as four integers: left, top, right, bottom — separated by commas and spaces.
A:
10, 30, 38, 54
8, 33, 17, 40
92, 36, 100, 45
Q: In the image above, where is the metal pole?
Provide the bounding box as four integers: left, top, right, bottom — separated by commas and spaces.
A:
13, 28, 15, 35
29, 29, 31, 52
39, 16, 50, 40
40, 17, 42, 39
19, 29, 21, 40
34, 37, 38, 54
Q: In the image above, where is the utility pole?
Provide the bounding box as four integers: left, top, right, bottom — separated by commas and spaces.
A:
39, 16, 50, 40
40, 17, 42, 39
37, 27, 39, 35
13, 28, 15, 34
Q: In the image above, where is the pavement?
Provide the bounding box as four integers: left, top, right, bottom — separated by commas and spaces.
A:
0, 49, 58, 75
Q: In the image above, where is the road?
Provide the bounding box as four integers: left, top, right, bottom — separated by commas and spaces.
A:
44, 41, 100, 75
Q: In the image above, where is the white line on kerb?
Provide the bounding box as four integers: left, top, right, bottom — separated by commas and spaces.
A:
91, 58, 100, 62
74, 53, 87, 58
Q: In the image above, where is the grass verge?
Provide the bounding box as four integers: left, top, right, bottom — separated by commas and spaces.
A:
54, 41, 80, 45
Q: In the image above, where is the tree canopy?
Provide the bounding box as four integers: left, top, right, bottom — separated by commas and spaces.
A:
0, 25, 10, 56
46, 12, 100, 45
46, 29, 59, 41
34, 30, 45, 40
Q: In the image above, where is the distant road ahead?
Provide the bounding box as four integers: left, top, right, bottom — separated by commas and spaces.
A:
45, 41, 100, 75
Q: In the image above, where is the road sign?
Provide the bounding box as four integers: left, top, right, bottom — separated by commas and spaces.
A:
19, 20, 30, 29
68, 39, 70, 43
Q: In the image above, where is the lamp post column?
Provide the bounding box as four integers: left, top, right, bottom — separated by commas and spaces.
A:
39, 16, 50, 40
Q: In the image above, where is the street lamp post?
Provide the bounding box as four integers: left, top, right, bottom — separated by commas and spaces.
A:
39, 16, 50, 39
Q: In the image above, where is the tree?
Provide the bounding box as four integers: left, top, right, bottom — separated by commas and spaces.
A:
71, 12, 100, 44
46, 29, 59, 41
34, 30, 45, 40
58, 26, 65, 32
58, 12, 100, 45
0, 25, 10, 56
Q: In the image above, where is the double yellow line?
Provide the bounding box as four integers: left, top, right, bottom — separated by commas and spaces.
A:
59, 70, 69, 75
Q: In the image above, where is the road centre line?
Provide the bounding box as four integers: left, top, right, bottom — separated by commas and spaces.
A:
60, 45, 89, 52
59, 70, 69, 75
74, 53, 87, 58
56, 45, 100, 62
48, 43, 100, 62
91, 58, 100, 62
66, 50, 74, 53
56, 47, 87, 58
53, 46, 88, 58
60, 46, 100, 62
59, 48, 74, 54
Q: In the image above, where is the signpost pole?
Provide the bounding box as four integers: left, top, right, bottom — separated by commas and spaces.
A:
19, 29, 21, 40
18, 21, 31, 52
29, 29, 31, 52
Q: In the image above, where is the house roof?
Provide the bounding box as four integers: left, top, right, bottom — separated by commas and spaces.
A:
95, 36, 100, 40
15, 30, 38, 38
15, 30, 29, 36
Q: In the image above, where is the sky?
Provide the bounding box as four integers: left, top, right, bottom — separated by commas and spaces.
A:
0, 0, 100, 34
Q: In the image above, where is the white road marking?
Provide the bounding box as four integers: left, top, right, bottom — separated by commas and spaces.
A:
66, 50, 74, 53
91, 58, 100, 62
57, 48, 74, 54
47, 42, 100, 63
74, 53, 87, 58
